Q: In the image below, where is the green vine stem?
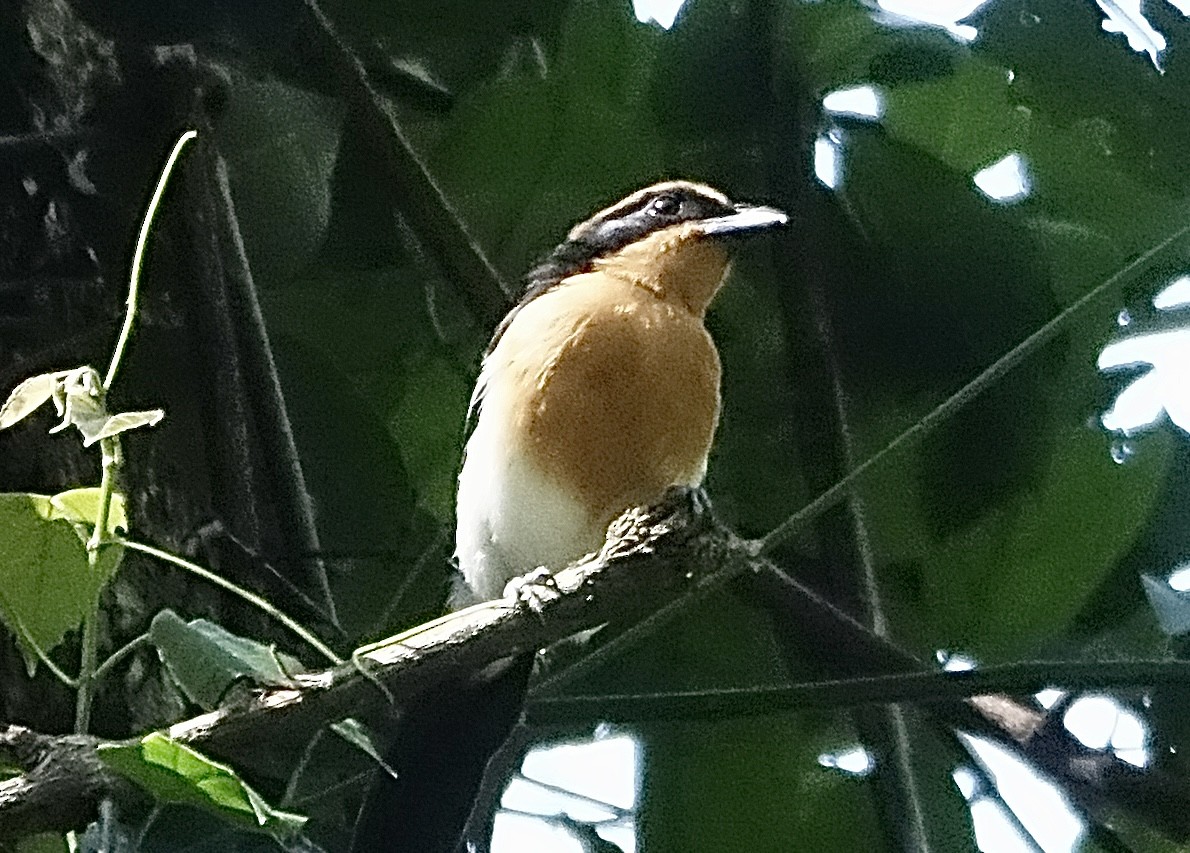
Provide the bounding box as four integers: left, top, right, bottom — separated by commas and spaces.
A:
74, 131, 197, 734
120, 538, 342, 666
104, 131, 198, 393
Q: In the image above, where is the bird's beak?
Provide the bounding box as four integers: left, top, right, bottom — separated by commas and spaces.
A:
695, 204, 789, 237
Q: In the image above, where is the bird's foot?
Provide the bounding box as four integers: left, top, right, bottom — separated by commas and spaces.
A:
504, 566, 561, 613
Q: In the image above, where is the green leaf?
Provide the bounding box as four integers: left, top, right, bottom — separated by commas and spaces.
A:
0, 366, 116, 443
0, 371, 69, 429
48, 487, 128, 537
430, 1, 668, 280
707, 264, 811, 535
786, 1, 961, 94
98, 732, 307, 842
149, 610, 304, 711
216, 63, 344, 285
799, 94, 1178, 659
81, 409, 165, 446
45, 367, 107, 441
0, 493, 123, 672
884, 59, 1030, 174
866, 337, 1172, 655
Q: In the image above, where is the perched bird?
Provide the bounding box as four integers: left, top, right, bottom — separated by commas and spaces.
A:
354, 181, 786, 853
456, 180, 788, 599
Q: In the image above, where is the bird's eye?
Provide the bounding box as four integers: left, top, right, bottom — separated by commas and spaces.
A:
649, 195, 681, 217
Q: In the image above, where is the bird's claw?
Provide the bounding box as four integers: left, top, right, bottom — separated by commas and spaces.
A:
504, 567, 560, 613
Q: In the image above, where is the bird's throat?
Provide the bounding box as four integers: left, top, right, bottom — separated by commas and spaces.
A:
591, 224, 732, 316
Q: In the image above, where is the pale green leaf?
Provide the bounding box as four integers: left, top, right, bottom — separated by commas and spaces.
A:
0, 371, 69, 430
81, 409, 165, 446
99, 733, 307, 842
0, 493, 123, 672
48, 487, 128, 537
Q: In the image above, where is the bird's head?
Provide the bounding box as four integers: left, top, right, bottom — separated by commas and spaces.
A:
526, 181, 788, 316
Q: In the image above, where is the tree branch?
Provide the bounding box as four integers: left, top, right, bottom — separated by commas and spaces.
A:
0, 726, 139, 838
2, 490, 1189, 841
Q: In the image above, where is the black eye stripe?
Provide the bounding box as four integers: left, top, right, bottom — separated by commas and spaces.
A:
509, 184, 741, 335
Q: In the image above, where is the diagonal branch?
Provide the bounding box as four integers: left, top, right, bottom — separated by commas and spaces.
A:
759, 217, 1190, 556
298, 0, 512, 327
1, 491, 1188, 841
525, 659, 1190, 724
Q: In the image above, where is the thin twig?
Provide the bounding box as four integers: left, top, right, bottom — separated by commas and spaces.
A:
93, 634, 149, 684
119, 538, 342, 666
526, 659, 1190, 724
759, 218, 1190, 554
104, 130, 197, 392
76, 131, 197, 734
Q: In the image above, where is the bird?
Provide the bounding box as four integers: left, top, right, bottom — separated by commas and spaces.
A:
455, 180, 788, 601
352, 181, 786, 853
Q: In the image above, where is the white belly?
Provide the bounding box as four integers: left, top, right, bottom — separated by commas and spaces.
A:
454, 410, 604, 601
